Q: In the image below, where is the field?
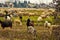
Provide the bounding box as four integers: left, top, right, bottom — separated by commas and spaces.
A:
0, 8, 60, 40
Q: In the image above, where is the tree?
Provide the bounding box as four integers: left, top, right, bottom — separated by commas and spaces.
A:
18, 1, 21, 8
13, 0, 17, 7
54, 0, 60, 24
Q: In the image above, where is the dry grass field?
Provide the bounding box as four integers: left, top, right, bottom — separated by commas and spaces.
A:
0, 24, 51, 40
0, 8, 59, 40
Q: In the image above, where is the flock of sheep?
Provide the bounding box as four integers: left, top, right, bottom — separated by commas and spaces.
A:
0, 8, 56, 36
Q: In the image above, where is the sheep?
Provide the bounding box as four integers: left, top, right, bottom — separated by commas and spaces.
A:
44, 21, 52, 34
44, 21, 51, 28
14, 19, 22, 26
0, 20, 12, 29
37, 16, 43, 22
41, 14, 47, 18
37, 16, 43, 26
29, 13, 35, 16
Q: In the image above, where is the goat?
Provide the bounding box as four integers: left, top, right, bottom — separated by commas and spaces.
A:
0, 20, 12, 29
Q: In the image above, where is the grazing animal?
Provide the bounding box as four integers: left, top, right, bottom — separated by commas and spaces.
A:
28, 26, 36, 35
37, 16, 43, 26
28, 26, 37, 39
28, 21, 37, 37
37, 16, 43, 22
44, 21, 51, 28
14, 19, 22, 25
26, 18, 31, 27
0, 20, 12, 29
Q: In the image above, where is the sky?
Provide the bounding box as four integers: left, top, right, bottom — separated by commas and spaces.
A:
0, 0, 53, 4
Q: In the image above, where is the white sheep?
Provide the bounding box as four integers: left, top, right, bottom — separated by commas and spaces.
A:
44, 21, 52, 34
37, 16, 43, 22
44, 21, 51, 28
37, 16, 43, 26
